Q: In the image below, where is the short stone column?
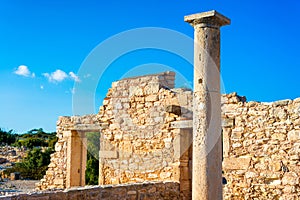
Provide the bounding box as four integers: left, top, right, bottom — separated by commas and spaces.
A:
184, 10, 230, 200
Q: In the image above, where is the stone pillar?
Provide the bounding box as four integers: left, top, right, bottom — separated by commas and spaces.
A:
184, 10, 230, 200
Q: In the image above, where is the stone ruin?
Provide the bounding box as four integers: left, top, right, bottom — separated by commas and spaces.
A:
3, 10, 300, 200
33, 71, 300, 199
37, 71, 193, 199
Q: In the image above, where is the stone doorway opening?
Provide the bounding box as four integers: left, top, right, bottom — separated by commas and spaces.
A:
66, 125, 101, 188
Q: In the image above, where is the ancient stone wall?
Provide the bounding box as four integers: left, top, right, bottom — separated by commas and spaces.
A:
37, 72, 193, 199
36, 71, 300, 199
97, 72, 192, 186
222, 93, 300, 200
4, 181, 180, 200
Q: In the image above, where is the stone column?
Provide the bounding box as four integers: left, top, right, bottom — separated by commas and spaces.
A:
184, 10, 230, 200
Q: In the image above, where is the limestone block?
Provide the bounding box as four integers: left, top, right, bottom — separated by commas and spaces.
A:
54, 178, 64, 185
232, 143, 242, 148
145, 95, 158, 102
269, 162, 282, 172
282, 172, 299, 186
48, 162, 57, 168
114, 132, 123, 140
222, 118, 235, 127
283, 185, 296, 193
99, 151, 118, 159
271, 133, 286, 141
223, 157, 251, 170
144, 83, 160, 95
129, 86, 143, 96
266, 179, 281, 185
154, 117, 164, 123
114, 102, 122, 110
177, 93, 188, 106
287, 130, 300, 141
273, 99, 291, 106
245, 171, 258, 179
170, 120, 192, 129
54, 142, 63, 152
111, 177, 120, 184
290, 155, 299, 160
164, 138, 173, 149
231, 131, 242, 139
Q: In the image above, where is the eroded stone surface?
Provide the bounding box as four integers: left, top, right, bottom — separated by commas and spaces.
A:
222, 93, 300, 200
35, 70, 300, 200
36, 72, 193, 199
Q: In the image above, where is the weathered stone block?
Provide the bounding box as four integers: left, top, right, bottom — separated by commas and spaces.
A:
271, 133, 286, 141
282, 172, 299, 186
165, 105, 181, 116
170, 120, 192, 129
54, 178, 64, 185
269, 162, 282, 172
273, 99, 291, 106
145, 95, 158, 102
222, 118, 234, 127
144, 83, 160, 95
99, 151, 118, 159
287, 130, 300, 141
223, 157, 251, 170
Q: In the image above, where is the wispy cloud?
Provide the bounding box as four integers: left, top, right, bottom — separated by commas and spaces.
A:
69, 72, 81, 82
43, 69, 80, 83
14, 65, 35, 78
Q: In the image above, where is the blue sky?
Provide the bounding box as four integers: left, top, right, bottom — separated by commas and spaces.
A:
0, 0, 299, 133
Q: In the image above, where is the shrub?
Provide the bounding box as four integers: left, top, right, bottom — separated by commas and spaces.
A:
4, 148, 53, 180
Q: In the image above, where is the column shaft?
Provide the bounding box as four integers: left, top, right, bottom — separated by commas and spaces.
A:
193, 25, 222, 200
184, 10, 230, 200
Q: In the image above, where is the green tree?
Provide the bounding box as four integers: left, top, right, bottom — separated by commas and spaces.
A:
18, 138, 47, 149
48, 136, 58, 149
85, 132, 100, 185
85, 152, 99, 185
0, 128, 17, 145
15, 128, 57, 149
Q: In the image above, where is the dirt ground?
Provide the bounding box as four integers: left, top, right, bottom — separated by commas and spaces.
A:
0, 180, 39, 196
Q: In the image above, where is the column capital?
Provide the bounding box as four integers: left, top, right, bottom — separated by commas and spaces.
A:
184, 10, 230, 28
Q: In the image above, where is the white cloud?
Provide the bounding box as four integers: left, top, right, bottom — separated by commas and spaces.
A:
40, 85, 44, 90
43, 69, 68, 82
43, 69, 81, 83
69, 72, 81, 82
14, 65, 35, 77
